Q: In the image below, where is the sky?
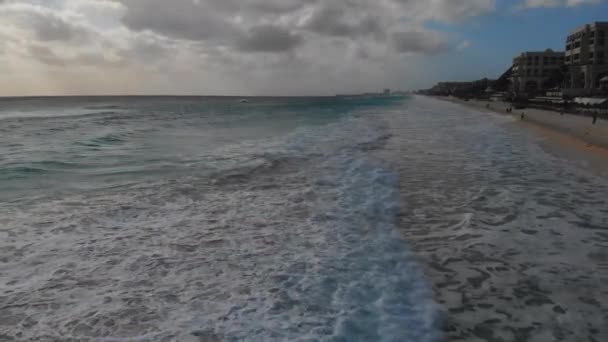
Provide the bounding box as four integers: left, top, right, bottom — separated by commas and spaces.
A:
0, 0, 605, 96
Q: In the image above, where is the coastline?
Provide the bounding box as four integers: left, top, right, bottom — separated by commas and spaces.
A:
433, 95, 608, 156
432, 95, 608, 178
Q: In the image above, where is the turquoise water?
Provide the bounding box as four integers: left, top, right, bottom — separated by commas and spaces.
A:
0, 96, 441, 341
1, 97, 391, 199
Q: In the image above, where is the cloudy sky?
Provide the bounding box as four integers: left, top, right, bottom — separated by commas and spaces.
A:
0, 0, 604, 95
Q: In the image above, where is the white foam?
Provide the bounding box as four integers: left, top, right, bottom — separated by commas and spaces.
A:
0, 111, 441, 341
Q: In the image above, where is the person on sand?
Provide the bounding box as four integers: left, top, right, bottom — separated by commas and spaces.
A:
521, 112, 525, 120
593, 113, 598, 125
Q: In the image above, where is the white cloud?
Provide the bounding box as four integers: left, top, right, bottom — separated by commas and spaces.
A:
457, 40, 472, 50
521, 0, 600, 8
393, 0, 496, 23
0, 0, 501, 95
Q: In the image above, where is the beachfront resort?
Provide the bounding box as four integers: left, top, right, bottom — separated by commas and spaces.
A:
418, 21, 608, 114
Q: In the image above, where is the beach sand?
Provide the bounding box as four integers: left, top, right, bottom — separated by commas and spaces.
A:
437, 96, 608, 178
438, 96, 608, 156
373, 96, 608, 342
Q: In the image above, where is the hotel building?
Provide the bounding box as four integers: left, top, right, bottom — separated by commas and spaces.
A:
564, 22, 608, 96
510, 50, 565, 94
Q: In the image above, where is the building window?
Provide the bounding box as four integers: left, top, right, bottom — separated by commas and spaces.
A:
566, 44, 571, 50
574, 42, 581, 48
574, 53, 580, 61
590, 52, 594, 59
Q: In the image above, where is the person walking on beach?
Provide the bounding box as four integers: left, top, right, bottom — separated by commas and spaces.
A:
593, 113, 598, 125
521, 112, 525, 120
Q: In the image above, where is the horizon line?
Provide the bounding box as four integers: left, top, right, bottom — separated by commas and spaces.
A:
0, 94, 349, 99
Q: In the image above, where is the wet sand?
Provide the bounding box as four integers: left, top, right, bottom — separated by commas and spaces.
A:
436, 96, 608, 153
437, 96, 608, 178
373, 96, 608, 342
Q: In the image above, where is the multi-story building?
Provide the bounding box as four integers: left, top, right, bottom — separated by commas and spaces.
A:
510, 49, 565, 94
564, 22, 608, 96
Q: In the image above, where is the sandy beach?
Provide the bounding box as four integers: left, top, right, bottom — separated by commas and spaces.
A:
437, 96, 608, 155
435, 96, 608, 179
373, 96, 608, 342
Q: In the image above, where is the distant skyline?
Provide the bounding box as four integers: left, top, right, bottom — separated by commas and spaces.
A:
0, 0, 606, 96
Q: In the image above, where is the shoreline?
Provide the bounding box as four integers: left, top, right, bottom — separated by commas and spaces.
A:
431, 95, 608, 177
432, 95, 608, 156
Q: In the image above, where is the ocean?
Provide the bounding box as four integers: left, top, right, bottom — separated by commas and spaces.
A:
2, 95, 608, 342
0, 96, 441, 341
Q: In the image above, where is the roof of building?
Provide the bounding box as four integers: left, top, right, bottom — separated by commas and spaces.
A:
569, 22, 608, 35
514, 49, 565, 59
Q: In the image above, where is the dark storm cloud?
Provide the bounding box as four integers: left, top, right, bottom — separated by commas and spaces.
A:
304, 3, 384, 38
120, 0, 311, 53
116, 0, 493, 57
391, 31, 450, 54
120, 0, 239, 42
236, 25, 303, 52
